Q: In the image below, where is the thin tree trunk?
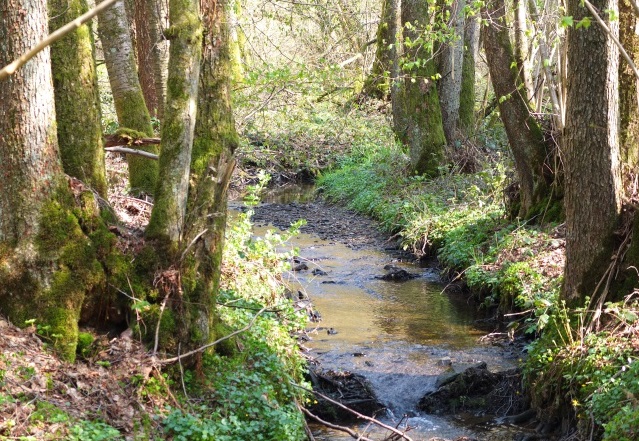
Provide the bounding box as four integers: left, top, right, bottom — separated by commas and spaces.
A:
513, 0, 534, 101
49, 0, 108, 197
134, 0, 169, 119
145, 0, 202, 255
392, 0, 446, 175
438, 0, 466, 143
482, 0, 550, 218
459, 15, 479, 132
134, 0, 158, 117
562, 0, 621, 304
619, 0, 639, 171
98, 0, 158, 195
363, 0, 393, 98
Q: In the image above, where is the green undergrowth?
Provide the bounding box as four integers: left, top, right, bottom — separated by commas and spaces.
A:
161, 183, 309, 440
236, 97, 394, 177
318, 144, 562, 335
525, 300, 639, 440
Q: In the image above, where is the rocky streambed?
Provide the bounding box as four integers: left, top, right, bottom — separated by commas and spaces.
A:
247, 187, 541, 441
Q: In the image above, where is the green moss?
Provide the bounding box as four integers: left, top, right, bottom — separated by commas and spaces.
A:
49, 0, 107, 197
76, 332, 95, 358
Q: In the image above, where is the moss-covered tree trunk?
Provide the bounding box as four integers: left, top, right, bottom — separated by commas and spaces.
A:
619, 0, 639, 171
0, 0, 111, 362
49, 0, 108, 197
98, 0, 158, 195
392, 0, 447, 176
363, 0, 393, 98
562, 0, 621, 304
228, 0, 245, 82
482, 0, 552, 218
180, 0, 239, 355
437, 0, 466, 143
145, 0, 202, 254
459, 15, 479, 132
617, 0, 639, 291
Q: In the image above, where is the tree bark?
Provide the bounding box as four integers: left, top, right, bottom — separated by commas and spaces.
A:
562, 0, 621, 304
98, 0, 158, 195
363, 0, 393, 98
180, 0, 238, 354
49, 0, 108, 197
482, 0, 551, 218
145, 0, 202, 254
134, 0, 169, 119
459, 15, 479, 132
392, 0, 447, 176
438, 0, 466, 143
513, 0, 534, 101
619, 0, 639, 171
0, 0, 109, 362
0, 0, 61, 244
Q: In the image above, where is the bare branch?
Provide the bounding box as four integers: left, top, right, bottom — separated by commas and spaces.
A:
105, 147, 159, 160
299, 405, 375, 441
158, 307, 267, 364
292, 383, 415, 441
0, 0, 119, 80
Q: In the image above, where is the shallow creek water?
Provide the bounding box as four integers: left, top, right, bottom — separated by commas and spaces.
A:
244, 189, 521, 440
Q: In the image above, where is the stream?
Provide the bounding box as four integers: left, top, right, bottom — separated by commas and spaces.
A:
243, 186, 527, 441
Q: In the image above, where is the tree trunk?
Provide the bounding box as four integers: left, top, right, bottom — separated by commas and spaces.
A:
145, 0, 202, 255
459, 15, 479, 132
180, 0, 239, 355
562, 0, 621, 304
513, 0, 534, 101
228, 0, 244, 81
134, 0, 169, 119
98, 0, 158, 195
392, 0, 447, 176
363, 0, 393, 98
49, 0, 108, 197
619, 0, 639, 171
437, 0, 466, 143
0, 0, 109, 362
482, 0, 550, 218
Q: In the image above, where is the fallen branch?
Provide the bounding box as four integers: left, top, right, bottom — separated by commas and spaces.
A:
104, 134, 161, 147
105, 147, 159, 160
292, 383, 414, 441
0, 0, 119, 80
299, 405, 374, 441
158, 307, 266, 364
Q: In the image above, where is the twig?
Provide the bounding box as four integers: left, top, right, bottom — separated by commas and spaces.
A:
177, 343, 189, 399
105, 146, 159, 160
299, 405, 375, 441
180, 229, 208, 263
0, 0, 119, 80
292, 383, 414, 441
153, 292, 171, 356
158, 307, 267, 364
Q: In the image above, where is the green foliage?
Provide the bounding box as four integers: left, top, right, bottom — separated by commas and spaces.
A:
68, 420, 123, 441
525, 298, 639, 439
160, 184, 308, 440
